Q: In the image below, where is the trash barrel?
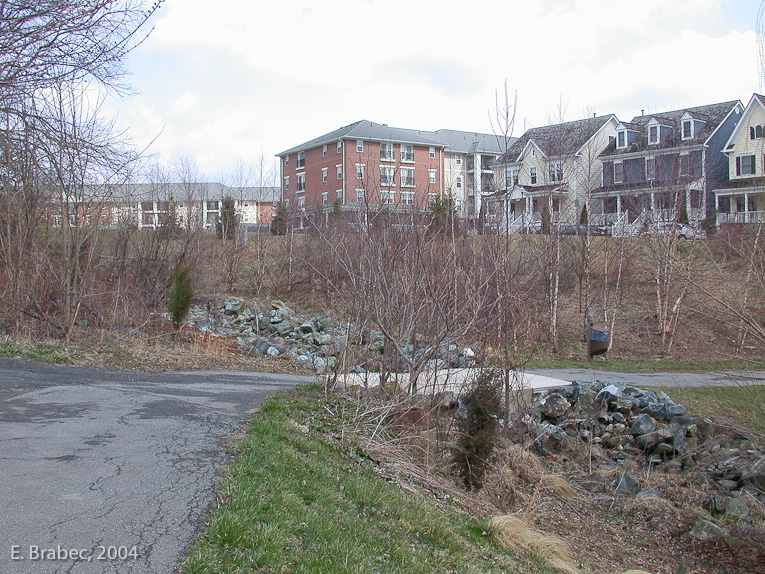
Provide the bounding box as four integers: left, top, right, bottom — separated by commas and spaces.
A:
587, 326, 610, 357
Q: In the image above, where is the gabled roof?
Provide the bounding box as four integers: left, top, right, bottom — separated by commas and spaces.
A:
278, 120, 446, 156
721, 93, 765, 153
498, 115, 618, 164
617, 121, 642, 131
602, 100, 742, 158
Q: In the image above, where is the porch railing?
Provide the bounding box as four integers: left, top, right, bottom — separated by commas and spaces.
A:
717, 211, 765, 225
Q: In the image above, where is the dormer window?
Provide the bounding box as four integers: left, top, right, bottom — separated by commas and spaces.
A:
682, 120, 693, 140
616, 130, 627, 149
750, 125, 764, 139
648, 125, 659, 145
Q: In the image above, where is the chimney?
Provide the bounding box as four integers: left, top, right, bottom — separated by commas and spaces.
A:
641, 109, 644, 116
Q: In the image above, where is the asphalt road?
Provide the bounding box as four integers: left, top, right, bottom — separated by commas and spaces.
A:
0, 357, 313, 574
527, 367, 765, 388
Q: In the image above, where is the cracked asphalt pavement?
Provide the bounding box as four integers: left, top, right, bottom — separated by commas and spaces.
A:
0, 357, 313, 574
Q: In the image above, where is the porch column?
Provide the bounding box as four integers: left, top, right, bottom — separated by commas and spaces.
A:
650, 191, 655, 212
616, 195, 622, 214
745, 192, 750, 223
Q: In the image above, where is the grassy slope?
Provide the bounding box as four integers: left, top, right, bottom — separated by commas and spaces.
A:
180, 384, 547, 574
655, 384, 765, 435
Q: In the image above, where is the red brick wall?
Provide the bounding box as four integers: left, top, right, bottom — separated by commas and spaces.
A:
281, 139, 443, 213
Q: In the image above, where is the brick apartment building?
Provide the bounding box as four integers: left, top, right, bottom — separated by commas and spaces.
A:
277, 120, 509, 225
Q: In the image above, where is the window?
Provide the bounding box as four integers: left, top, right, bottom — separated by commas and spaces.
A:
507, 168, 519, 187
356, 164, 365, 180
401, 192, 414, 205
530, 166, 537, 184
429, 193, 437, 206
336, 165, 342, 180
429, 169, 437, 184
206, 201, 218, 211
616, 130, 626, 149
548, 163, 563, 182
682, 120, 693, 140
337, 141, 342, 153
356, 140, 363, 152
455, 154, 462, 165
297, 151, 305, 168
646, 158, 655, 180
297, 197, 305, 210
356, 189, 365, 203
380, 191, 395, 205
322, 145, 327, 157
455, 198, 463, 211
141, 201, 153, 212
322, 167, 328, 183
456, 176, 462, 189
284, 176, 289, 190
336, 189, 343, 202
380, 142, 394, 161
401, 167, 415, 187
297, 173, 305, 192
381, 166, 395, 186
736, 154, 756, 176
322, 192, 328, 206
750, 125, 764, 139
284, 155, 289, 166
679, 154, 690, 176
613, 161, 623, 184
284, 199, 289, 208
429, 147, 436, 158
649, 125, 659, 144
400, 144, 414, 162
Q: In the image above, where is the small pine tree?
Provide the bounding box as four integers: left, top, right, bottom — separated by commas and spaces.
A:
452, 370, 502, 490
579, 204, 589, 224
270, 202, 288, 235
167, 264, 193, 331
217, 196, 238, 240
428, 193, 459, 236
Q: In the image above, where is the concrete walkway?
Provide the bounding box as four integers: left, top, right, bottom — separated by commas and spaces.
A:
526, 368, 765, 388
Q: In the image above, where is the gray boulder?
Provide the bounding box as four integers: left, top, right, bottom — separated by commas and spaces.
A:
630, 413, 656, 436
615, 473, 641, 495
541, 394, 571, 420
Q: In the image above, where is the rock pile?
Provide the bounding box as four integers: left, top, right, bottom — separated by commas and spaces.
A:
507, 379, 765, 544
185, 297, 477, 374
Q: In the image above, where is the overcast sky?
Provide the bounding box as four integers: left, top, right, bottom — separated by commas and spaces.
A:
106, 0, 761, 181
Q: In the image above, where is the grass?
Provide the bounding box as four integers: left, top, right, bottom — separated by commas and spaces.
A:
654, 384, 765, 435
527, 355, 765, 372
0, 337, 83, 364
180, 384, 545, 574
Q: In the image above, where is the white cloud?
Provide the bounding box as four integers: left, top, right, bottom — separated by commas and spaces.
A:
104, 0, 760, 176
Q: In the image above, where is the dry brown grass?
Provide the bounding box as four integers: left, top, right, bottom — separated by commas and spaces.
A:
539, 474, 582, 501
489, 514, 579, 574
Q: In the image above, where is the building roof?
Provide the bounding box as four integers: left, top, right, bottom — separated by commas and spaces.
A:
712, 176, 765, 192
278, 120, 514, 156
278, 120, 445, 155
498, 115, 617, 164
601, 100, 741, 158
103, 183, 280, 203
428, 129, 514, 155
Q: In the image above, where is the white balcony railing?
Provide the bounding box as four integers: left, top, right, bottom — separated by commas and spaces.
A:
717, 211, 765, 225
